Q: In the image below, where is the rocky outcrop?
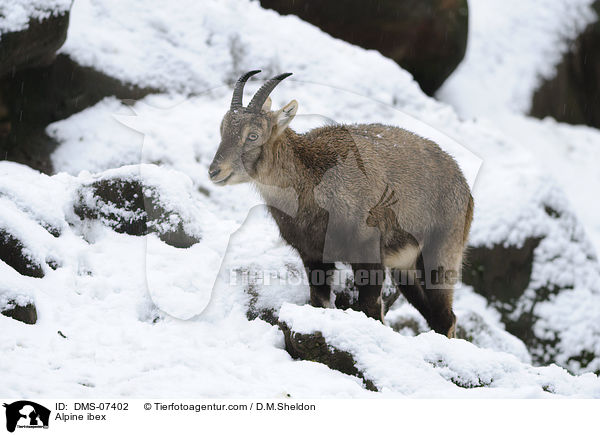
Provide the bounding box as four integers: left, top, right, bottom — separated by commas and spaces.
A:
259, 0, 468, 95
0, 7, 70, 77
462, 237, 542, 323
463, 237, 566, 349
279, 320, 378, 391
0, 161, 210, 327
74, 172, 201, 248
530, 1, 600, 128
0, 228, 45, 278
1, 300, 37, 324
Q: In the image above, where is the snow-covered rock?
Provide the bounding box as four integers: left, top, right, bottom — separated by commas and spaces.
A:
463, 180, 600, 372
0, 0, 71, 76
0, 163, 66, 279
0, 260, 38, 325
0, 0, 71, 34
530, 1, 600, 128
73, 164, 203, 248
279, 303, 600, 397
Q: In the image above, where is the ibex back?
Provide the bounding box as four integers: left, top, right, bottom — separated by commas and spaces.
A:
209, 71, 473, 337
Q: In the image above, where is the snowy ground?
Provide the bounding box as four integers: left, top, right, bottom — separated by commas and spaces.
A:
1, 0, 600, 398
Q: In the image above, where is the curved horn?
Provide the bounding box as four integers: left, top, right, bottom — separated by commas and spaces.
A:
247, 73, 293, 112
230, 70, 261, 110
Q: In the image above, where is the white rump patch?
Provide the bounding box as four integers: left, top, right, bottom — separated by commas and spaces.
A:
383, 245, 420, 270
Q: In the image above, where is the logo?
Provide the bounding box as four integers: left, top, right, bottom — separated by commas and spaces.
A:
3, 402, 50, 433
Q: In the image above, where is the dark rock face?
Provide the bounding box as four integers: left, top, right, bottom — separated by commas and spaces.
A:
0, 11, 70, 78
0, 54, 154, 174
74, 176, 200, 248
0, 9, 70, 172
1, 302, 37, 324
463, 238, 541, 304
279, 320, 378, 391
530, 1, 600, 128
460, 198, 600, 373
0, 228, 44, 278
462, 230, 598, 371
463, 238, 543, 350
259, 0, 469, 95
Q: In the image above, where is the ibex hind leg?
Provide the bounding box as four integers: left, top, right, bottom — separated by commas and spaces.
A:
390, 260, 431, 327
420, 231, 464, 338
424, 289, 456, 338
351, 262, 385, 322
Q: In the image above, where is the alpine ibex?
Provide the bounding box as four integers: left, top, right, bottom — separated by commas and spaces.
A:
209, 71, 473, 337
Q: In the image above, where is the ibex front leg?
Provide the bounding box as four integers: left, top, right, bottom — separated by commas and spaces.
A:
302, 259, 335, 308
352, 262, 385, 322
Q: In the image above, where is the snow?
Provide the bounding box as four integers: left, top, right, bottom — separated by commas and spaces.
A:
490, 115, 600, 251
1, 0, 600, 398
0, 0, 71, 34
386, 286, 533, 364
0, 161, 69, 236
74, 164, 234, 319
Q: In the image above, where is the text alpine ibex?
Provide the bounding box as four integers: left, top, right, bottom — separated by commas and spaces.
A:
209, 71, 473, 337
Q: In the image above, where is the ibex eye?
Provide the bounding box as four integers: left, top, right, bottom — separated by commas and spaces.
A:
247, 133, 259, 141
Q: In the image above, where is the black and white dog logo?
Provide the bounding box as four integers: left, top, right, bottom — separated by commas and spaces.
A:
3, 401, 50, 432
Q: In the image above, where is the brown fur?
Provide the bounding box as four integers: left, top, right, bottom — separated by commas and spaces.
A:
210, 85, 473, 337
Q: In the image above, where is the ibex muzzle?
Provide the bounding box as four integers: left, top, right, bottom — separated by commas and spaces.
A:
210, 71, 474, 338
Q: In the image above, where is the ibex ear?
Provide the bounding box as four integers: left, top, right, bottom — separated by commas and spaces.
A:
261, 97, 272, 112
272, 100, 298, 138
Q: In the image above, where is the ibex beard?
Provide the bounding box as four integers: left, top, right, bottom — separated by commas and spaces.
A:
209, 70, 474, 338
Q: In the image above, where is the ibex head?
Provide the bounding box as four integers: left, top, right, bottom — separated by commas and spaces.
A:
209, 70, 298, 185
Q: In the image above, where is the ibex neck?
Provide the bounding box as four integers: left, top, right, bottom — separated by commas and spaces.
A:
254, 128, 307, 189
